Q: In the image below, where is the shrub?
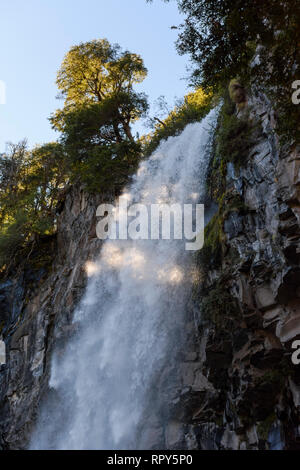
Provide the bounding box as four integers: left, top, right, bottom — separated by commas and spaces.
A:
196, 212, 223, 270
69, 140, 141, 194
0, 142, 65, 273
215, 103, 255, 169
201, 281, 241, 327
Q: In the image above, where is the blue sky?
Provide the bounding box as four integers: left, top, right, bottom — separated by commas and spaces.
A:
0, 0, 190, 152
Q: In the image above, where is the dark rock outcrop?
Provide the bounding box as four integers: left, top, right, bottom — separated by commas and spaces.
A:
0, 91, 299, 450
0, 186, 105, 449
169, 93, 300, 450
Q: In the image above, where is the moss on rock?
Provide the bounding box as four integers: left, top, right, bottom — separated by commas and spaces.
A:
201, 281, 241, 327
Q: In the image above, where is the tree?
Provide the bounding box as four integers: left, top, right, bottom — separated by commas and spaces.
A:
148, 0, 300, 140
51, 39, 148, 143
0, 142, 66, 270
175, 1, 299, 84
0, 39, 149, 270
0, 140, 28, 224
50, 39, 148, 193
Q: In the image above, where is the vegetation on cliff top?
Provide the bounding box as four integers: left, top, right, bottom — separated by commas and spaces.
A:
0, 141, 66, 272
51, 39, 149, 193
1, 0, 299, 273
142, 87, 214, 156
152, 0, 300, 141
0, 36, 212, 274
0, 39, 149, 273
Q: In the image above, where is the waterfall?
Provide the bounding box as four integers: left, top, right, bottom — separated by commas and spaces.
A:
30, 108, 217, 450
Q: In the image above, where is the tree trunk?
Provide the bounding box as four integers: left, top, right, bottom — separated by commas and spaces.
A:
122, 121, 134, 143
113, 122, 122, 143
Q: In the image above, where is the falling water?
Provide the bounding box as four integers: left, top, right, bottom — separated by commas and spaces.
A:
30, 108, 218, 450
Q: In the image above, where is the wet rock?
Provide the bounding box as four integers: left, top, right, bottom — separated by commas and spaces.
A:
221, 426, 240, 450
1, 90, 300, 451
195, 423, 222, 450
255, 286, 277, 311
0, 185, 104, 449
173, 94, 300, 450
138, 416, 165, 450
165, 421, 186, 449
276, 313, 300, 343
224, 212, 244, 239
268, 422, 285, 450
180, 362, 213, 392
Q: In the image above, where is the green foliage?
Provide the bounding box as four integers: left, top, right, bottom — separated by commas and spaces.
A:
205, 91, 256, 205
197, 190, 246, 274
142, 88, 213, 156
51, 39, 149, 193
170, 0, 300, 142
215, 99, 256, 169
216, 114, 253, 167
192, 90, 250, 280
197, 212, 223, 270
69, 140, 141, 193
0, 141, 66, 272
0, 39, 150, 270
0, 211, 29, 267
200, 281, 241, 327
55, 39, 147, 107
51, 39, 148, 143
61, 94, 147, 146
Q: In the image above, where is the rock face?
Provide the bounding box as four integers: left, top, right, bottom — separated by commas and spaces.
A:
0, 92, 299, 450
169, 92, 300, 450
0, 186, 105, 449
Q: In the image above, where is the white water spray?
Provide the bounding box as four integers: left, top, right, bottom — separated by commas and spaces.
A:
30, 108, 217, 450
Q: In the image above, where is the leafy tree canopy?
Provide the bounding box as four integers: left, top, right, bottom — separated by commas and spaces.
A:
0, 40, 150, 274
49, 39, 149, 193
148, 0, 300, 140
51, 39, 148, 143
0, 141, 67, 271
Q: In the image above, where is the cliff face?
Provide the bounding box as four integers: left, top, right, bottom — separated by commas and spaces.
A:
0, 94, 299, 450
0, 186, 104, 449
167, 93, 300, 450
